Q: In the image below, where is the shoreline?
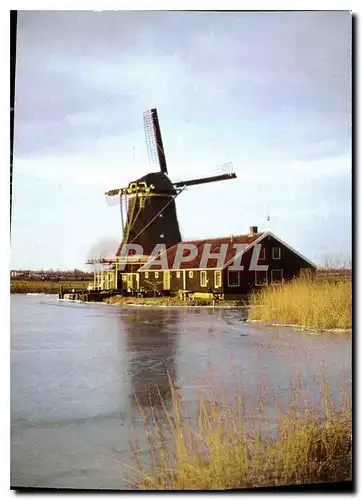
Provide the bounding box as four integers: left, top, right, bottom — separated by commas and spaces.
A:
103, 295, 250, 309
55, 296, 250, 310
106, 302, 248, 309
247, 319, 352, 334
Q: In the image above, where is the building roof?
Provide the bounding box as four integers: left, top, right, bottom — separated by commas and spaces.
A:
139, 232, 265, 270
138, 230, 317, 271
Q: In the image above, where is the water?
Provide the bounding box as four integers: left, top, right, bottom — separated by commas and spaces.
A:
11, 295, 352, 489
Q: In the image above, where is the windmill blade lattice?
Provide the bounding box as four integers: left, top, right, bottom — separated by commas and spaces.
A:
143, 109, 159, 167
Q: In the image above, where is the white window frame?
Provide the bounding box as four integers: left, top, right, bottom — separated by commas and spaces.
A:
176, 271, 181, 278
227, 269, 240, 287
189, 271, 194, 278
155, 271, 159, 278
145, 271, 149, 278
255, 270, 268, 286
200, 270, 207, 287
214, 271, 222, 288
271, 269, 283, 284
259, 247, 266, 260
272, 247, 281, 260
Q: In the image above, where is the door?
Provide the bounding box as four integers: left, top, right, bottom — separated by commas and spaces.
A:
127, 274, 133, 289
163, 271, 170, 290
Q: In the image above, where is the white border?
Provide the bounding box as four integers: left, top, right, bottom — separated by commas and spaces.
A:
271, 268, 284, 284
214, 270, 222, 288
227, 269, 240, 287
6, 6, 357, 499
272, 246, 282, 260
255, 269, 268, 286
200, 270, 207, 287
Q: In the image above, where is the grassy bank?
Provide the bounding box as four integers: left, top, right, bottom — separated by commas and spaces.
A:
105, 295, 247, 307
10, 280, 90, 294
248, 277, 352, 331
124, 377, 352, 490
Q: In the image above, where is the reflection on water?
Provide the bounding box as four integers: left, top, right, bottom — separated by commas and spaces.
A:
122, 309, 178, 408
11, 295, 352, 490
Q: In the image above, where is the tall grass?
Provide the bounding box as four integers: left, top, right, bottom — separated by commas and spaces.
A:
122, 375, 352, 490
248, 277, 352, 331
10, 280, 90, 294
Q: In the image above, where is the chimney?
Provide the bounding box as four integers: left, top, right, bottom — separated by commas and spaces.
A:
249, 226, 258, 236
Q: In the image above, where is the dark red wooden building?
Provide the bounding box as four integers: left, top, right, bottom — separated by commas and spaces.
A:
136, 226, 316, 299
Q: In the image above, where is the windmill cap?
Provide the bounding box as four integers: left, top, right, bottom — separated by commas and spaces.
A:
133, 172, 177, 194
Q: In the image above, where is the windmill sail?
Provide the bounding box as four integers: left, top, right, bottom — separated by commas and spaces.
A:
143, 108, 168, 174
173, 172, 236, 188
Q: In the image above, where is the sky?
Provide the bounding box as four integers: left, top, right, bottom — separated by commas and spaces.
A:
11, 10, 352, 270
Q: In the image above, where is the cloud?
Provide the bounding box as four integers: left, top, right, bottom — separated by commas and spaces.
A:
12, 11, 352, 269
15, 11, 351, 160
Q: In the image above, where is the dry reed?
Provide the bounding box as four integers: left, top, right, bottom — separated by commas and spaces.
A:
248, 276, 352, 331
122, 374, 352, 490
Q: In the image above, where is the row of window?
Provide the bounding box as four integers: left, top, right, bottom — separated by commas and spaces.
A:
142, 270, 222, 286
140, 247, 281, 280
144, 270, 196, 279
199, 270, 222, 287
255, 269, 283, 285
227, 269, 283, 286
124, 270, 282, 287
259, 247, 281, 260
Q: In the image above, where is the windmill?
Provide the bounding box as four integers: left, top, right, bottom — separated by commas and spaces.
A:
105, 108, 237, 258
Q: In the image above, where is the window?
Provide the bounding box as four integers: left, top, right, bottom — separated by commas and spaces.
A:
122, 275, 127, 282
272, 247, 281, 260
228, 270, 240, 287
255, 270, 268, 286
189, 271, 194, 278
200, 271, 207, 287
300, 268, 312, 278
176, 271, 181, 278
214, 271, 222, 288
145, 271, 149, 278
271, 269, 283, 284
155, 271, 159, 278
259, 247, 266, 260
